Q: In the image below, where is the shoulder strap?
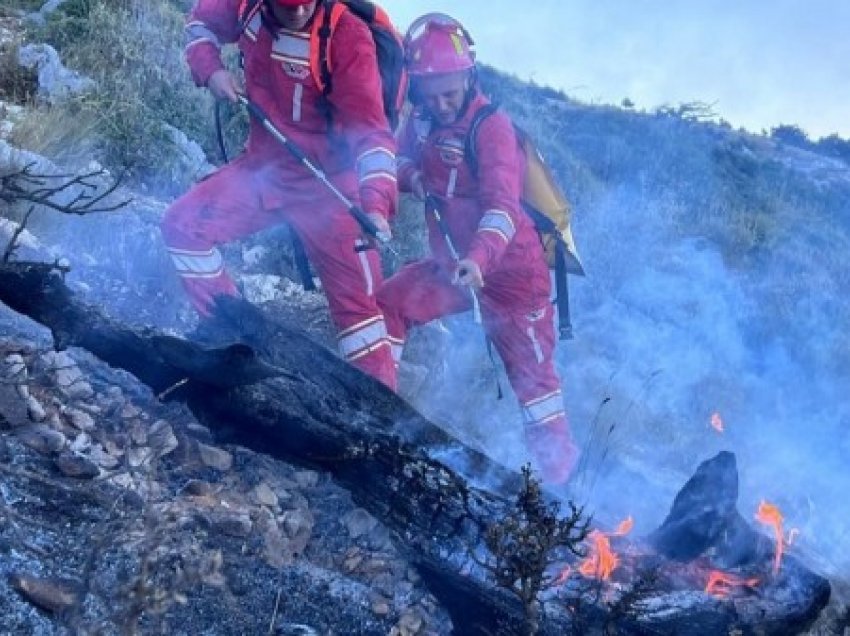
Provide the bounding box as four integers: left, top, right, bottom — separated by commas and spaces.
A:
464, 103, 500, 176
311, 0, 347, 97
238, 0, 262, 31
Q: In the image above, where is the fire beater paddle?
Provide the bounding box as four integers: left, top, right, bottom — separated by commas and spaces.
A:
236, 93, 396, 254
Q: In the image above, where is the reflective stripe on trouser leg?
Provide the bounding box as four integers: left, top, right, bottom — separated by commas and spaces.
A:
521, 389, 566, 426
165, 245, 238, 315
387, 335, 405, 365
338, 315, 390, 364
167, 246, 224, 279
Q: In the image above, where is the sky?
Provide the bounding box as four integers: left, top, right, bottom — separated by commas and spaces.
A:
383, 0, 850, 140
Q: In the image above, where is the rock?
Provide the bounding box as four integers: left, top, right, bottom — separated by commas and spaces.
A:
89, 443, 120, 470
163, 123, 215, 186
211, 511, 253, 538
180, 480, 214, 497
261, 524, 292, 568
342, 508, 378, 539
17, 425, 65, 454
371, 597, 391, 616
120, 403, 142, 419
148, 420, 178, 457
185, 423, 213, 443
279, 509, 313, 541
242, 274, 284, 304
25, 395, 47, 423
63, 406, 95, 432
17, 44, 95, 104
252, 482, 279, 508
54, 453, 100, 479
293, 470, 319, 489
42, 351, 94, 400
4, 353, 26, 379
128, 420, 147, 445
69, 432, 91, 453
198, 443, 233, 472
127, 446, 152, 468
9, 573, 79, 614
343, 552, 364, 573
395, 610, 423, 635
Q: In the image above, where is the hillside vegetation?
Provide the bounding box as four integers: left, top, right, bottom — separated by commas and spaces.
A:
3, 0, 850, 596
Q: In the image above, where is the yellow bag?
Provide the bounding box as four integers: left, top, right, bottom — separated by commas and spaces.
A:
467, 104, 584, 338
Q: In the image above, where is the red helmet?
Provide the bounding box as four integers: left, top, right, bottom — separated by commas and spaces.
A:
273, 0, 314, 6
406, 14, 475, 76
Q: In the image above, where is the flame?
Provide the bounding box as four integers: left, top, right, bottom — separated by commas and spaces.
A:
705, 570, 760, 597
710, 412, 724, 433
578, 517, 632, 580
755, 500, 785, 575
579, 530, 619, 579
614, 515, 634, 536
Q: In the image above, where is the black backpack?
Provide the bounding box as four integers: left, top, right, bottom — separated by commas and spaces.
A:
237, 0, 406, 129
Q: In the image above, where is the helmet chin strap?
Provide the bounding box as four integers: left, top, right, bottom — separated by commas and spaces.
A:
458, 69, 478, 118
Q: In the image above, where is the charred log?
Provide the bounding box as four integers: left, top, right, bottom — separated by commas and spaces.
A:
0, 263, 832, 635
0, 262, 564, 634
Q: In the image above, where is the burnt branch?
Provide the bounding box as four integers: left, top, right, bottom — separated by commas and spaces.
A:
0, 163, 131, 216
2, 206, 35, 263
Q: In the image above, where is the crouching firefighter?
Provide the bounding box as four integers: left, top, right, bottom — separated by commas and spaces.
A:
160, 0, 401, 389
376, 14, 579, 484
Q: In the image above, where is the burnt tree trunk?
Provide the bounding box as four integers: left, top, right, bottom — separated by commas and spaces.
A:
0, 263, 832, 635
0, 263, 565, 634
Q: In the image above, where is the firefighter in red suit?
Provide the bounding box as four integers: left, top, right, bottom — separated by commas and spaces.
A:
160, 0, 398, 388
377, 16, 579, 483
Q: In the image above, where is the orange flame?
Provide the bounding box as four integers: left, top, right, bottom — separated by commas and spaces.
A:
705, 570, 760, 597
755, 500, 785, 575
710, 412, 724, 433
579, 530, 618, 579
578, 517, 632, 580
614, 515, 634, 536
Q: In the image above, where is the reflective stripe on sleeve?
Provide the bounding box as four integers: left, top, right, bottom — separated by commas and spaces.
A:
478, 209, 516, 243
185, 22, 222, 49
357, 148, 397, 184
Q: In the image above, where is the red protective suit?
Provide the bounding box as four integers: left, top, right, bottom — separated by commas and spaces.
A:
377, 92, 578, 483
161, 1, 397, 388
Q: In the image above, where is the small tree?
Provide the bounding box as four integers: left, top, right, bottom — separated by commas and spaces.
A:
474, 466, 589, 635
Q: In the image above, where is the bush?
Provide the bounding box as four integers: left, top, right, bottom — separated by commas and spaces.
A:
24, 0, 229, 195
770, 124, 810, 148
0, 41, 38, 103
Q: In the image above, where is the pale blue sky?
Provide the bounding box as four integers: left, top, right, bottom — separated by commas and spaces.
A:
383, 1, 849, 139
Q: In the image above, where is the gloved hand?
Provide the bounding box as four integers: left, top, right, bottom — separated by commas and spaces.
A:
366, 211, 392, 242
207, 69, 241, 102
453, 258, 484, 289
525, 417, 579, 485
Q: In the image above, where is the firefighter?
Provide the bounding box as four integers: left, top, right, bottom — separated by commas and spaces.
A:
377, 15, 579, 484
161, 0, 397, 388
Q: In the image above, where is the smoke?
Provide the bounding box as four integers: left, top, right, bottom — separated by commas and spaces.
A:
559, 178, 850, 582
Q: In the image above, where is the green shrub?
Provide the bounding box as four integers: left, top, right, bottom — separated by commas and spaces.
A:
0, 41, 38, 103
26, 0, 228, 194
